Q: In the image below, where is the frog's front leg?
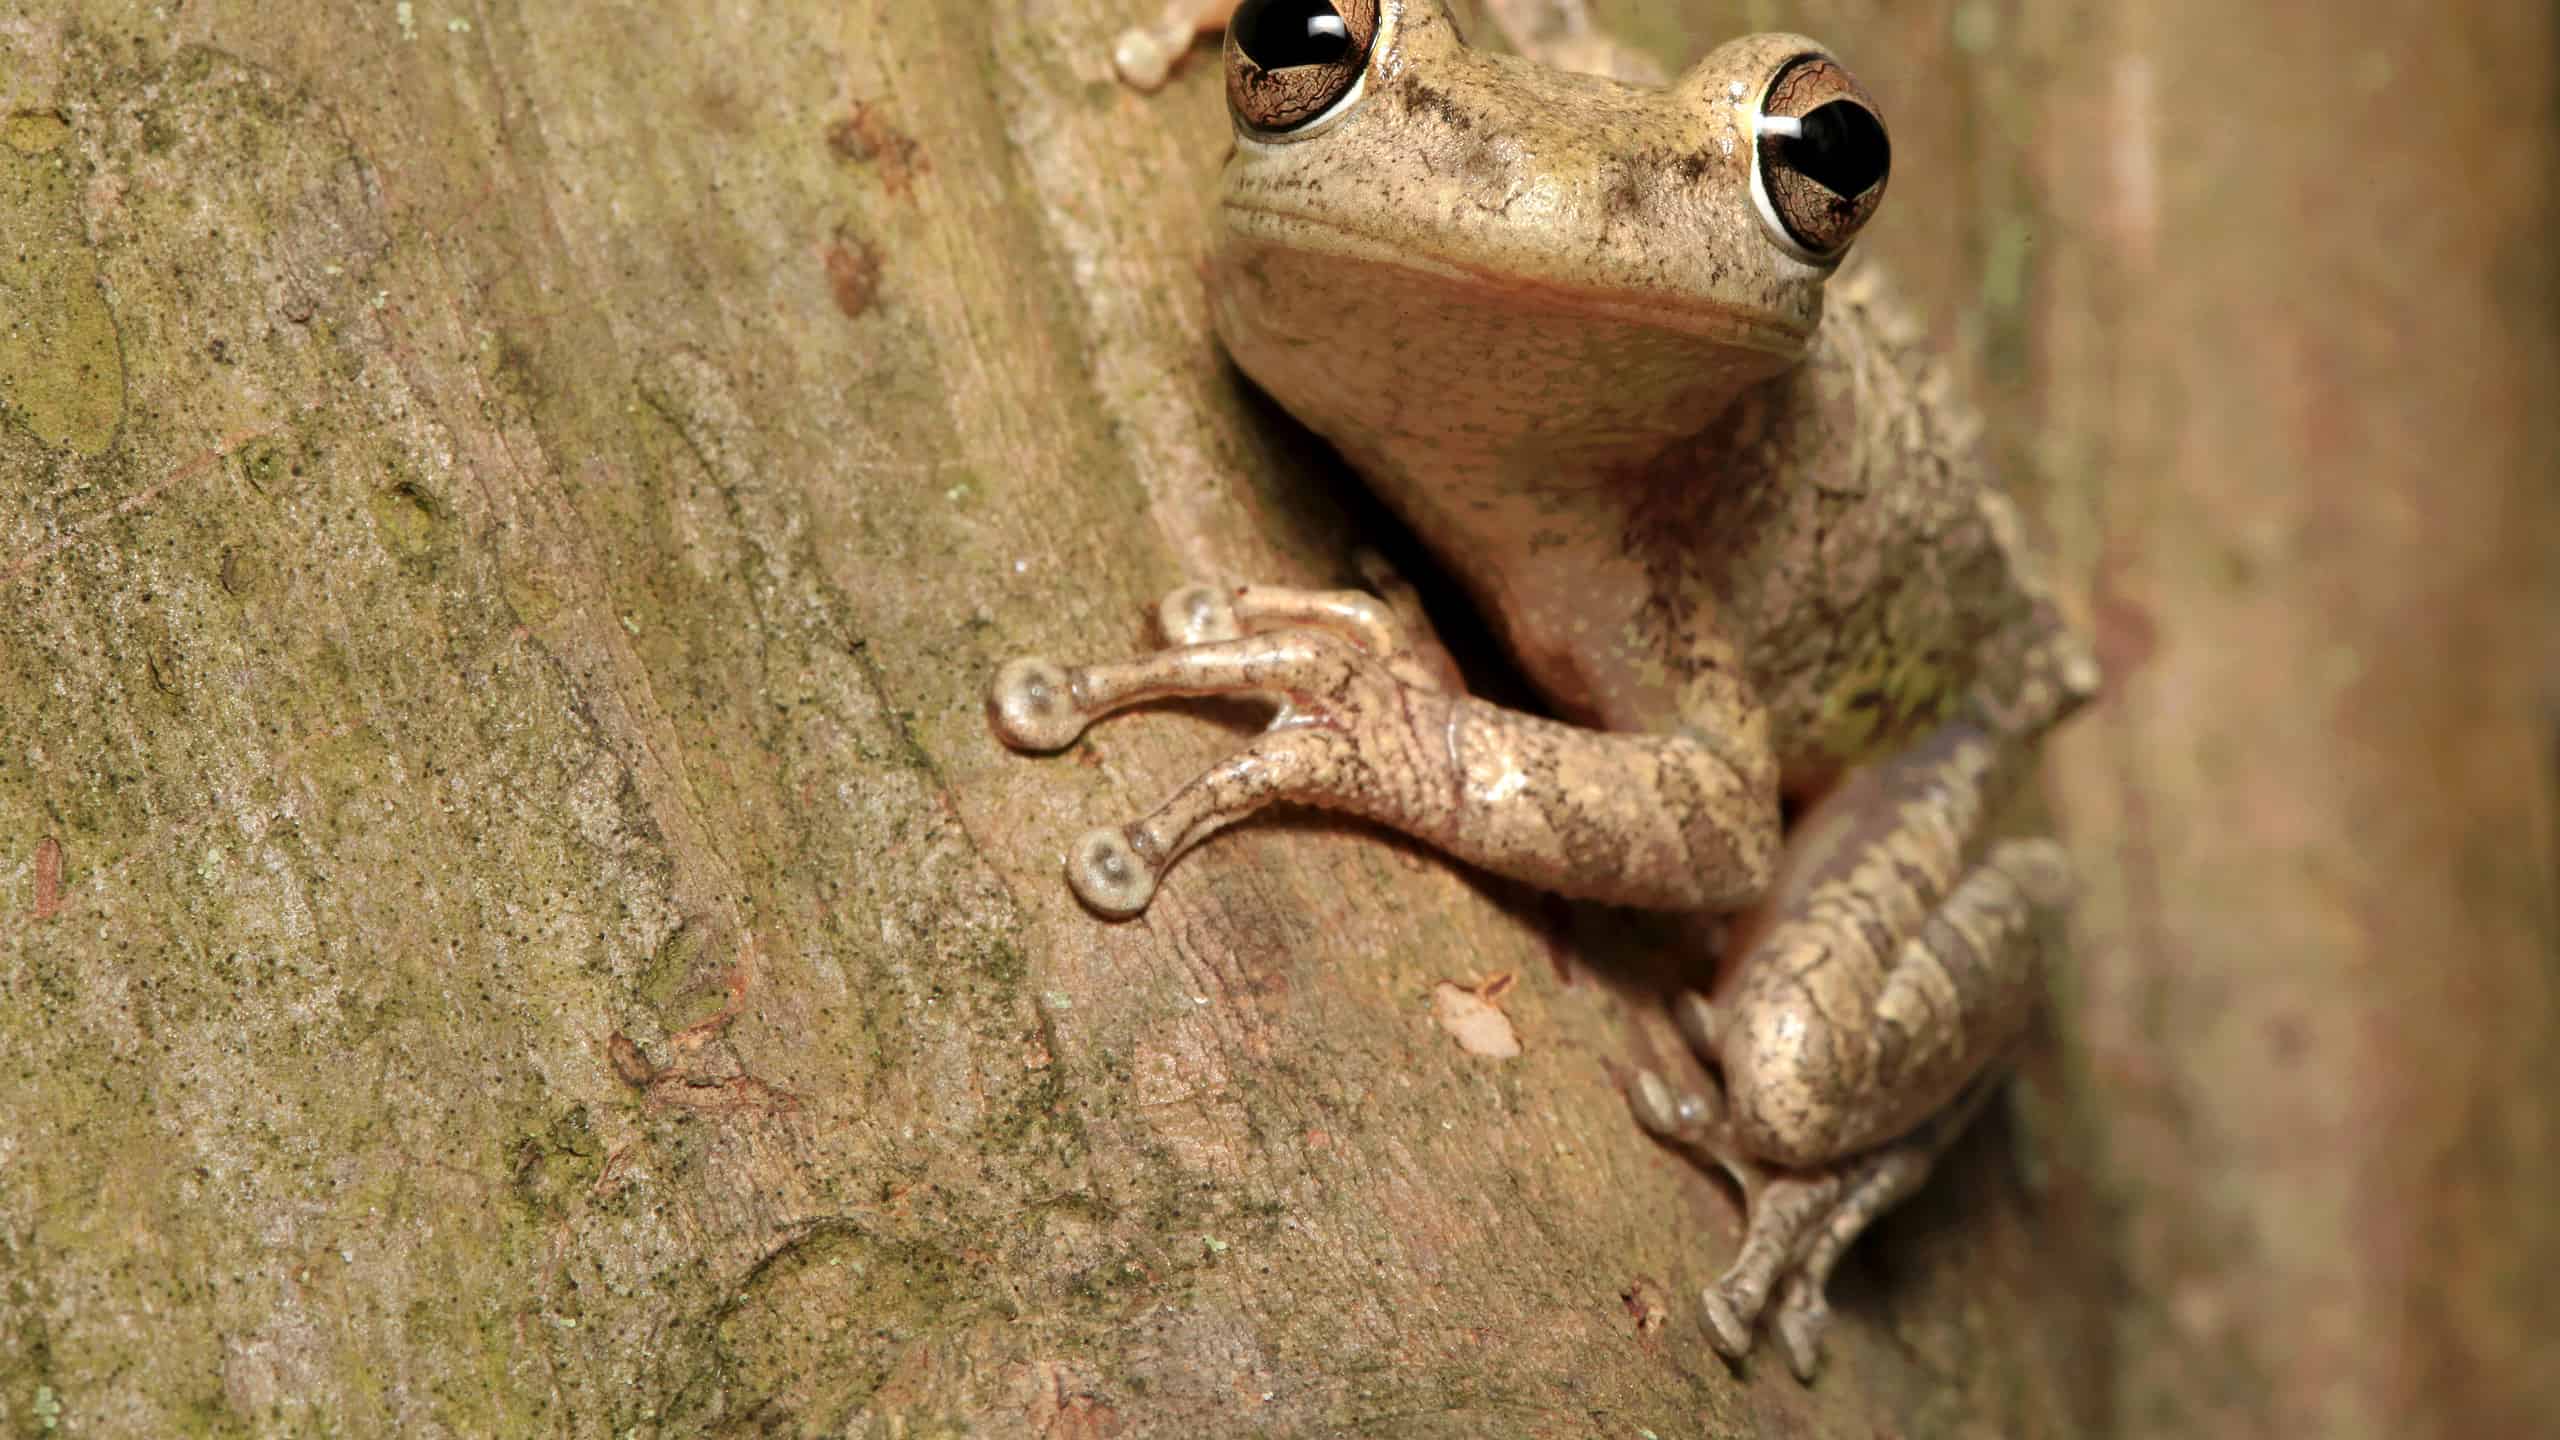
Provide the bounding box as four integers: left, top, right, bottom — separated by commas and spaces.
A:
989, 583, 1779, 917
1628, 635, 2093, 1379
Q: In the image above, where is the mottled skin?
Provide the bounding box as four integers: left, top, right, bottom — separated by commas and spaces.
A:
992, 0, 2098, 1380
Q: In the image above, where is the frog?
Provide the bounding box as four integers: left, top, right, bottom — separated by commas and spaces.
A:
987, 0, 2099, 1381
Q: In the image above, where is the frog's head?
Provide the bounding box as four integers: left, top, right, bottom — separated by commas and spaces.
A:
1210, 0, 1894, 473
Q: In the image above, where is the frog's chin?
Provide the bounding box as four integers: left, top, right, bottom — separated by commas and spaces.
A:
1210, 223, 1812, 479
1215, 198, 1819, 360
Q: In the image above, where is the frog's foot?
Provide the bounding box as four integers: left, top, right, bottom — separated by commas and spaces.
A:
1627, 723, 2068, 1380
1765, 1131, 1945, 1378
1113, 0, 1238, 91
990, 580, 1447, 761
1629, 1066, 1835, 1367
1631, 1064, 1968, 1381
987, 625, 1461, 915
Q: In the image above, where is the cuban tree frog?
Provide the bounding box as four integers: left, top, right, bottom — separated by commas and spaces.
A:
988, 0, 2098, 1381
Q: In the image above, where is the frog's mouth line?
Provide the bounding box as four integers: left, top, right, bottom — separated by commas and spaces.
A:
1216, 199, 1816, 358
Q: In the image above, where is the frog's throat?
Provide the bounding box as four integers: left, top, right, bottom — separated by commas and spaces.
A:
1218, 199, 1816, 359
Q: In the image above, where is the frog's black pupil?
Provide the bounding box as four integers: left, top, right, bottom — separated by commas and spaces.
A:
1234, 0, 1352, 70
1785, 100, 1890, 197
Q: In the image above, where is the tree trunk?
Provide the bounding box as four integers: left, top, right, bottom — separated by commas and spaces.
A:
2025, 4, 2560, 1435
0, 2, 2549, 1436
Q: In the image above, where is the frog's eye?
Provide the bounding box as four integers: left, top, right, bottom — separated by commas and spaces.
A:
1752, 57, 1891, 262
1225, 0, 1380, 134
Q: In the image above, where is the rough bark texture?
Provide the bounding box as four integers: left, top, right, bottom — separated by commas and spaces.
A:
0, 1, 2550, 1437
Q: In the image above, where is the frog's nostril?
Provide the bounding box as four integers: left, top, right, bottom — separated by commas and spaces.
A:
1784, 101, 1889, 199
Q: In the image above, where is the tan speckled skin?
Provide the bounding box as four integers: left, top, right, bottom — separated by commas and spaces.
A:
1001, 0, 2099, 1380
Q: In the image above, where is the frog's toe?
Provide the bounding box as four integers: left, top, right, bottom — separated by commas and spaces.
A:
1629, 1067, 1718, 1142
1066, 826, 1159, 917
1673, 989, 1724, 1058
1112, 25, 1180, 92
1775, 1280, 1831, 1383
1700, 1283, 1756, 1362
1157, 583, 1242, 646
989, 657, 1087, 753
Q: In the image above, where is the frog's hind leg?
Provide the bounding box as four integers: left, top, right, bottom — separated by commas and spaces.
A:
1631, 906, 2035, 1379
1629, 718, 2070, 1379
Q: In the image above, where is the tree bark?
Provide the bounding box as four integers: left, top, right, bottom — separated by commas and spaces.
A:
2026, 4, 2560, 1436
0, 2, 2549, 1437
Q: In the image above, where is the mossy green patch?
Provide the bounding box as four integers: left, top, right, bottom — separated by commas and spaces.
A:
636, 916, 732, 1031
367, 475, 450, 572
0, 120, 125, 457
972, 936, 1027, 988
231, 432, 300, 497
3, 111, 69, 154
508, 1121, 607, 1228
